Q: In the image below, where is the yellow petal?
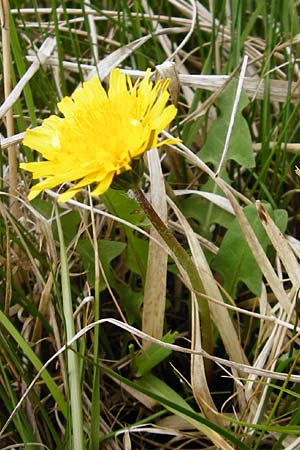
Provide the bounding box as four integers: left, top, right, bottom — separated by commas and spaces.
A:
91, 172, 115, 196
21, 68, 178, 201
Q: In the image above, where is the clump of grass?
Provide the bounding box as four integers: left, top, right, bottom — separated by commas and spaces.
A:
1, 1, 300, 449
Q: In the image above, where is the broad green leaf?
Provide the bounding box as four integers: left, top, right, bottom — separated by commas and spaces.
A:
103, 188, 147, 225
103, 189, 149, 280
111, 282, 143, 324
181, 194, 234, 234
181, 170, 233, 238
182, 88, 205, 147
133, 331, 178, 377
124, 235, 149, 277
199, 80, 255, 170
135, 373, 194, 413
212, 204, 288, 297
31, 198, 54, 218
274, 209, 288, 234
77, 239, 126, 290
77, 239, 142, 323
101, 366, 250, 449
134, 373, 236, 449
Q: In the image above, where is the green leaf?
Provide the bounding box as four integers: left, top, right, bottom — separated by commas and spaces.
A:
274, 209, 288, 233
101, 366, 251, 449
212, 203, 287, 297
182, 88, 205, 147
135, 372, 194, 413
102, 189, 149, 281
199, 80, 255, 170
133, 331, 178, 377
112, 282, 143, 324
77, 239, 142, 323
181, 193, 234, 234
77, 239, 126, 290
124, 235, 149, 277
103, 188, 147, 226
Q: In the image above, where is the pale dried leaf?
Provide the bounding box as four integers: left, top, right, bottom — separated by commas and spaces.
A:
256, 201, 300, 287
142, 149, 168, 348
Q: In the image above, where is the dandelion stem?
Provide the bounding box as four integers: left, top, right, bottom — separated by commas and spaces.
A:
133, 187, 213, 371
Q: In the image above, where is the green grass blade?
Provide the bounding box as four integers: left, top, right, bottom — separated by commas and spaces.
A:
56, 206, 86, 450
0, 309, 67, 421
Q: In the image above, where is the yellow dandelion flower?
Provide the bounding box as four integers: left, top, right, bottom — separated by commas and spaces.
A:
20, 68, 179, 202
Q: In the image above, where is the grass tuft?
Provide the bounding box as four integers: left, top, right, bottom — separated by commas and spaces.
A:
1, 2, 300, 449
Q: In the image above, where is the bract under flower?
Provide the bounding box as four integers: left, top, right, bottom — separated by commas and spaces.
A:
20, 68, 179, 202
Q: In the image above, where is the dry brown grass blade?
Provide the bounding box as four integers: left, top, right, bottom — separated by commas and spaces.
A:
215, 180, 292, 314
256, 201, 300, 287
171, 140, 292, 314
253, 142, 300, 154
245, 303, 295, 426
1, 132, 25, 149
1, 0, 18, 219
168, 197, 248, 376
169, 0, 298, 103
142, 149, 168, 348
179, 74, 300, 103
87, 34, 153, 81
174, 189, 235, 214
179, 64, 243, 126
218, 182, 290, 313
190, 293, 224, 426
31, 271, 54, 346
4, 315, 300, 439
0, 37, 55, 120
141, 0, 195, 106
85, 0, 99, 63
0, 201, 12, 315
216, 55, 249, 176
102, 63, 178, 346
164, 198, 244, 424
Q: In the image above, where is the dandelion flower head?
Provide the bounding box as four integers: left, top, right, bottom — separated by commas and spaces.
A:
20, 68, 179, 202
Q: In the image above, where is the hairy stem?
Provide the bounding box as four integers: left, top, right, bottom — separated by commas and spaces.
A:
133, 187, 213, 369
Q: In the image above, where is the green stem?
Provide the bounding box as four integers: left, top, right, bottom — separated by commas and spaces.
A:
133, 188, 213, 367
